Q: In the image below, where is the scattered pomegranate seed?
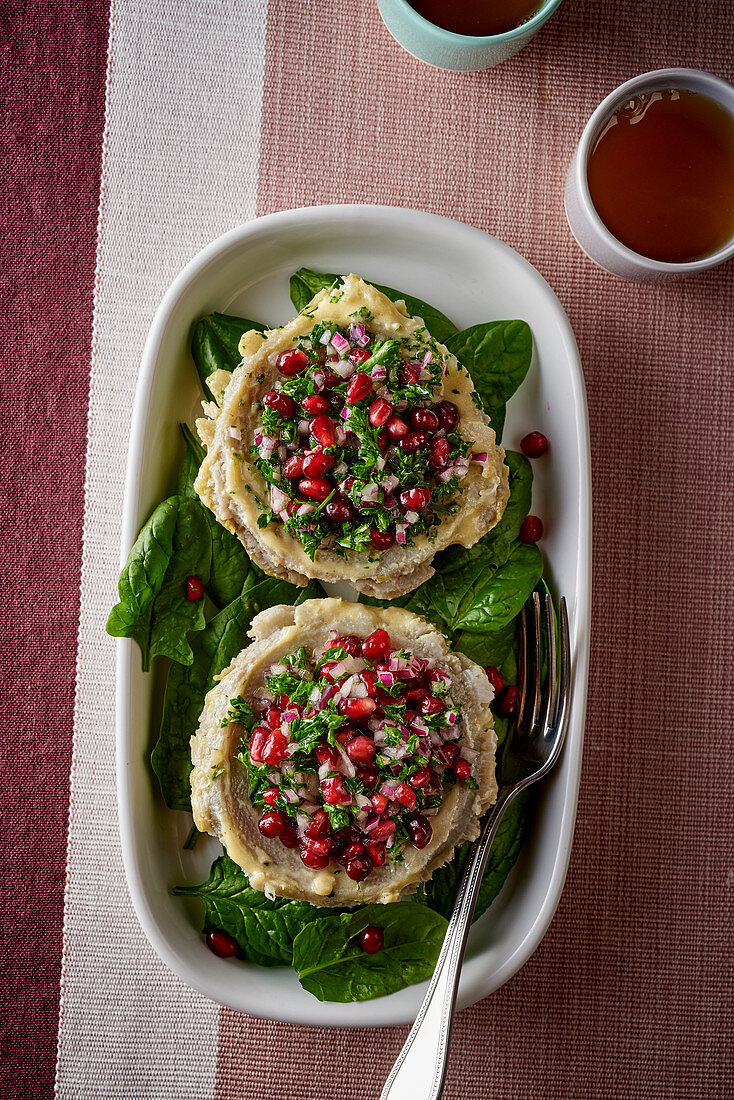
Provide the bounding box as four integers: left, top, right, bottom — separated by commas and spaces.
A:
346, 372, 373, 403
338, 697, 377, 720
324, 499, 353, 522
436, 400, 459, 431
429, 437, 451, 468
249, 726, 269, 763
359, 669, 378, 696
261, 730, 289, 766
302, 449, 333, 477
345, 854, 372, 881
395, 782, 417, 809
320, 660, 343, 684
369, 527, 395, 551
452, 758, 472, 781
485, 667, 503, 693
419, 694, 444, 716
280, 824, 299, 849
322, 368, 340, 388
386, 415, 409, 439
411, 407, 439, 432
186, 575, 204, 601
370, 792, 388, 813
262, 390, 295, 417
369, 819, 396, 842
261, 787, 280, 807
409, 767, 431, 788
519, 515, 543, 543
406, 814, 433, 849
361, 629, 391, 661
298, 477, 333, 502
400, 487, 431, 511
343, 841, 365, 860
305, 810, 331, 839
282, 454, 304, 479
276, 348, 308, 375
437, 742, 458, 766
258, 810, 285, 838
349, 347, 373, 365
335, 728, 353, 746
346, 734, 377, 763
265, 706, 282, 729
377, 427, 390, 454
365, 841, 387, 867
401, 430, 428, 454
309, 414, 335, 447
334, 634, 361, 656
277, 694, 290, 708
302, 394, 329, 415
321, 775, 349, 805
496, 686, 519, 719
302, 835, 332, 857
359, 766, 379, 789
360, 926, 384, 954
400, 363, 419, 385
520, 431, 549, 458
206, 930, 238, 958
314, 742, 340, 767
300, 846, 330, 870
369, 398, 393, 427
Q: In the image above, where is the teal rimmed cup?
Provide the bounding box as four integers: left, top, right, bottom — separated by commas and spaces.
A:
376, 0, 564, 71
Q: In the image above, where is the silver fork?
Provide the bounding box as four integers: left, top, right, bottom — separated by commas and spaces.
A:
380, 592, 571, 1100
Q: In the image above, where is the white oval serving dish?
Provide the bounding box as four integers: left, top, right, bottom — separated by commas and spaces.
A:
116, 204, 591, 1026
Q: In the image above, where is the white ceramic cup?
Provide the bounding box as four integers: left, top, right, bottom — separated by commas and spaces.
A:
565, 68, 734, 281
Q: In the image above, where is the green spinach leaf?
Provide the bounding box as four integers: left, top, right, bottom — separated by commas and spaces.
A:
191, 312, 266, 399
106, 496, 211, 670
175, 423, 205, 499
292, 901, 447, 1002
445, 320, 532, 407
289, 267, 459, 345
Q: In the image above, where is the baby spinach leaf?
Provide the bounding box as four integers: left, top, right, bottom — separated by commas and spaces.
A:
191, 312, 265, 399
454, 618, 517, 670
175, 423, 205, 499
293, 900, 447, 1002
452, 542, 543, 633
445, 320, 532, 408
289, 268, 459, 345
106, 496, 211, 671
204, 508, 262, 611
173, 855, 325, 966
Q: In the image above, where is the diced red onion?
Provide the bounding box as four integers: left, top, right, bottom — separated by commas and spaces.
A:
259, 435, 277, 460
423, 807, 439, 818
318, 329, 332, 345
284, 742, 299, 757
297, 503, 316, 517
336, 745, 357, 777
361, 482, 379, 503
459, 746, 478, 763
332, 358, 356, 379
281, 789, 299, 804
296, 813, 310, 836
421, 350, 432, 367
334, 425, 347, 446
349, 323, 366, 342
331, 331, 349, 355
404, 510, 419, 524
445, 710, 458, 725
395, 523, 408, 545
254, 431, 263, 446
358, 332, 371, 347
318, 762, 331, 781
371, 365, 387, 382
472, 452, 488, 463
312, 369, 325, 391
377, 670, 395, 689
270, 486, 288, 513
298, 418, 310, 435
380, 780, 398, 798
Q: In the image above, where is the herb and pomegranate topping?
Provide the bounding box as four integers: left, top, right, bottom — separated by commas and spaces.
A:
251, 320, 487, 559
231, 629, 477, 882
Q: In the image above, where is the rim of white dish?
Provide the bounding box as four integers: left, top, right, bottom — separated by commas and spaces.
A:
574, 68, 734, 274
116, 204, 592, 1026
383, 0, 564, 45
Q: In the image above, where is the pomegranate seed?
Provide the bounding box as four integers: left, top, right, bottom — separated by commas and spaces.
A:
324, 499, 353, 522
406, 814, 433, 849
405, 687, 427, 703
276, 348, 308, 375
334, 634, 361, 656
322, 368, 341, 388
436, 400, 459, 431
262, 389, 295, 417
305, 811, 330, 839
345, 854, 372, 881
452, 758, 472, 781
360, 925, 384, 953
419, 694, 444, 716
300, 846, 330, 870
298, 477, 333, 501
349, 347, 373, 365
249, 726, 269, 763
261, 730, 289, 766
359, 766, 379, 788
370, 792, 388, 813
302, 394, 329, 415
519, 515, 543, 543
310, 414, 335, 447
262, 787, 280, 807
401, 430, 428, 454
400, 487, 431, 511
277, 694, 290, 708
302, 448, 333, 477
206, 930, 237, 958
429, 437, 452, 469
265, 706, 282, 729
496, 686, 519, 718
258, 810, 285, 838
338, 697, 377, 720
280, 824, 299, 849
386, 415, 408, 439
400, 362, 419, 385
409, 767, 431, 788
437, 742, 458, 766
335, 728, 354, 746
361, 629, 391, 661
369, 527, 395, 551
282, 454, 304, 479
395, 783, 417, 809
186, 575, 204, 601
321, 775, 349, 805
346, 372, 373, 403
346, 734, 376, 763
411, 407, 439, 432
520, 431, 549, 458
320, 659, 344, 684
359, 669, 378, 696
369, 398, 393, 427
302, 835, 332, 857
343, 841, 365, 860
485, 667, 503, 693
314, 741, 340, 767
370, 819, 396, 842
365, 841, 387, 867
377, 427, 390, 454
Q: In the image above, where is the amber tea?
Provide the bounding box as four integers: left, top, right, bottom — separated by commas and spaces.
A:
586, 89, 734, 263
409, 0, 542, 37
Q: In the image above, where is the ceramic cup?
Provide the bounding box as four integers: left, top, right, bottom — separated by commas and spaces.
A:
376, 0, 564, 72
565, 68, 734, 282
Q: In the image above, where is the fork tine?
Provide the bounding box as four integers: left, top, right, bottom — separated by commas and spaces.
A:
540, 592, 557, 733
554, 596, 571, 734
518, 601, 529, 721
528, 591, 542, 731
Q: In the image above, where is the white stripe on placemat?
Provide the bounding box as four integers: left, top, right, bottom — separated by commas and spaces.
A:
54, 2, 268, 1096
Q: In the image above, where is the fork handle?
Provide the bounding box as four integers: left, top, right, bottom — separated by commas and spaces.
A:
379, 786, 516, 1100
